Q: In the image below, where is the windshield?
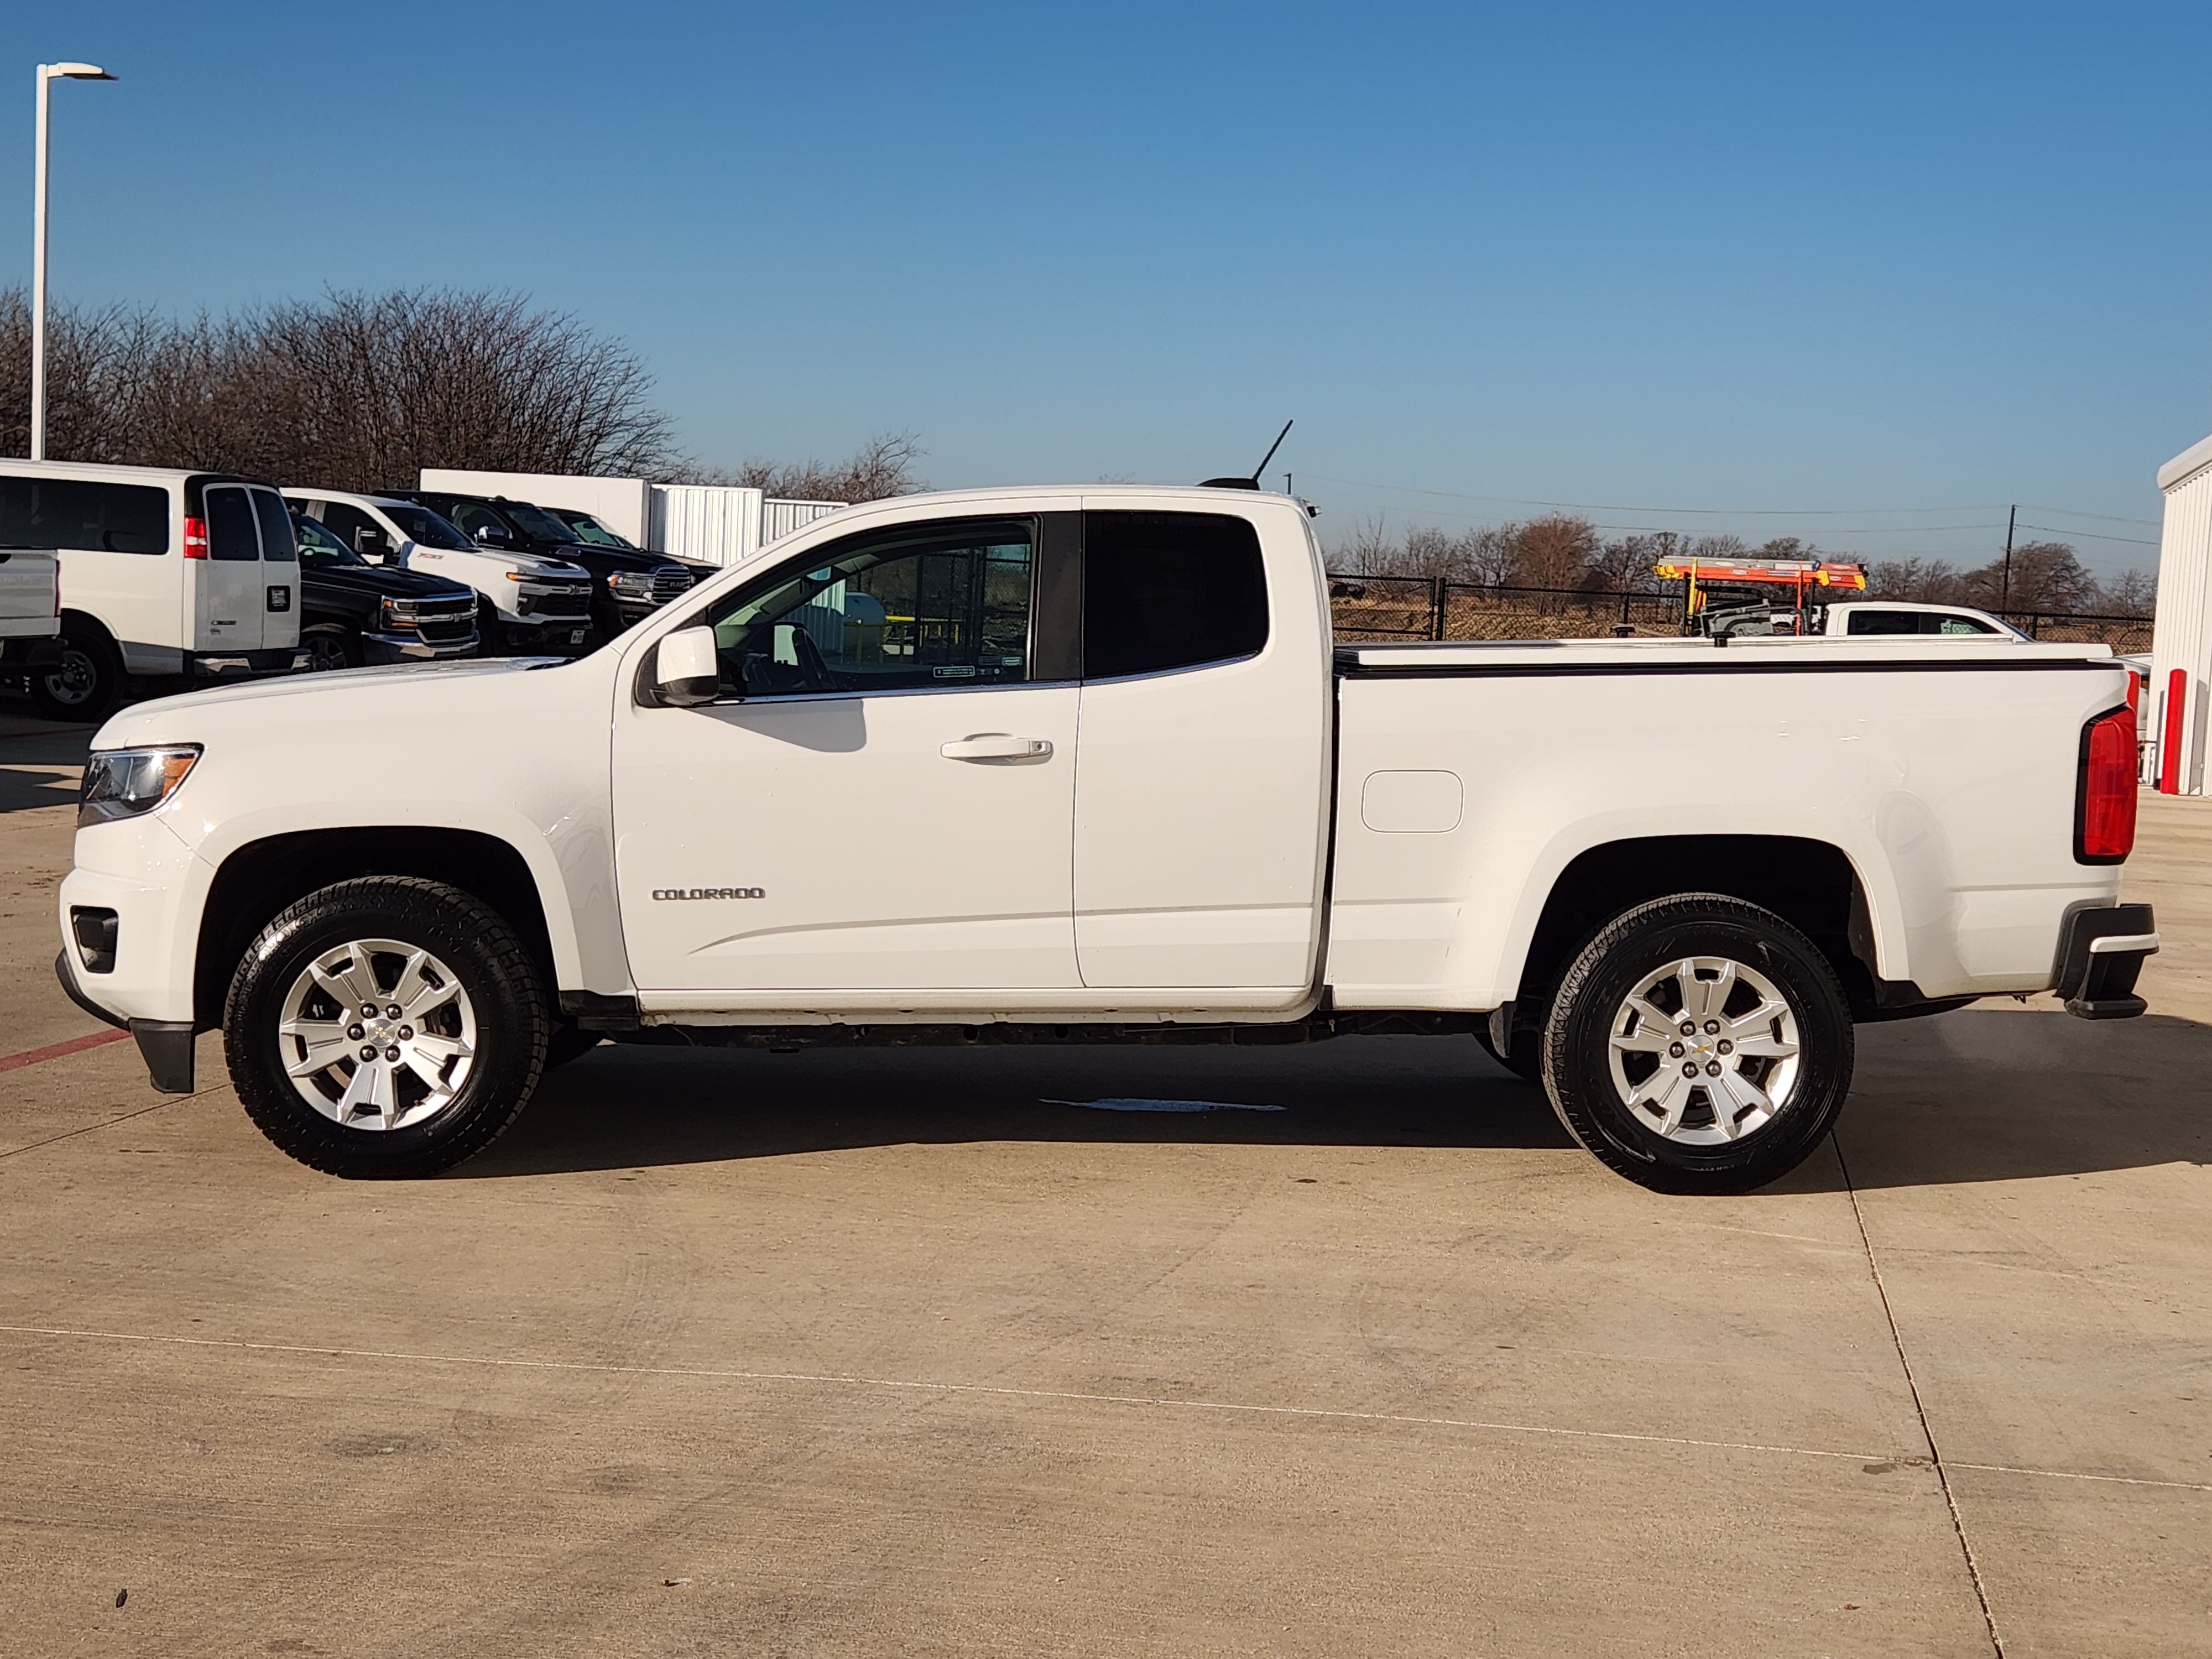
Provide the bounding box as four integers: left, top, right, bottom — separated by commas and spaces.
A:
560, 511, 636, 549
290, 514, 363, 568
499, 502, 583, 542
379, 502, 476, 550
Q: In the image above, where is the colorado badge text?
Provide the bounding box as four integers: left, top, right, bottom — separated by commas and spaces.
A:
651, 887, 766, 901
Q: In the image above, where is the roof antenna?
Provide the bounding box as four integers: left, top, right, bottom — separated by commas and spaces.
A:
1202, 419, 1293, 490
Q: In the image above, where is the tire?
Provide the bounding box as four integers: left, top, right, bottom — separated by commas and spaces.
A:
545, 1024, 603, 1067
301, 624, 358, 673
1540, 893, 1853, 1194
30, 619, 119, 721
223, 877, 549, 1177
1474, 1023, 1542, 1085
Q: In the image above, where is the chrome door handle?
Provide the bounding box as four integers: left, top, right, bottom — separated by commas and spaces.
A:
940, 734, 1052, 761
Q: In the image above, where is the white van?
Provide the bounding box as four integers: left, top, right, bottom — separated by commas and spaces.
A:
0, 462, 305, 718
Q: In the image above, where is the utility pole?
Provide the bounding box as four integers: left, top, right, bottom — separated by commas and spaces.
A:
29, 61, 118, 462
2000, 504, 2017, 612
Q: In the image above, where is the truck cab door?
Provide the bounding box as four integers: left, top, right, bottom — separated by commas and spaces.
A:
1071, 504, 1332, 999
613, 511, 1080, 998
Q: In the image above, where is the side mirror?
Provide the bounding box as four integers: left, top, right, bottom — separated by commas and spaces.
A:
355, 527, 389, 557
654, 626, 719, 707
473, 523, 512, 546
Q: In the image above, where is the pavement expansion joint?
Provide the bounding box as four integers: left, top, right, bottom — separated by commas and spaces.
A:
1837, 1133, 2007, 1659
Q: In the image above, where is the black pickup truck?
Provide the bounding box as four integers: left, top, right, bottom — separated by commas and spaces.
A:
290, 512, 479, 670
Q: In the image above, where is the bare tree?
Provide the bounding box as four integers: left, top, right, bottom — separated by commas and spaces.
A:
2095, 567, 2154, 617
678, 431, 927, 502
2, 286, 680, 489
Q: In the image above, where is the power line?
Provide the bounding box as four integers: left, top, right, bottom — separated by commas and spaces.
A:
2015, 523, 2159, 548
2015, 502, 2160, 528
1310, 475, 2008, 517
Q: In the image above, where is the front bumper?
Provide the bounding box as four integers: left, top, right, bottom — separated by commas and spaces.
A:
497, 619, 593, 654
360, 628, 481, 664
53, 947, 196, 1093
2053, 902, 2158, 1019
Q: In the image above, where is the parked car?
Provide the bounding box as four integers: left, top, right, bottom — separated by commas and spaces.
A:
281, 489, 596, 656
0, 461, 302, 719
289, 512, 480, 671
0, 529, 63, 707
1811, 600, 2026, 638
390, 489, 705, 639
58, 485, 2154, 1197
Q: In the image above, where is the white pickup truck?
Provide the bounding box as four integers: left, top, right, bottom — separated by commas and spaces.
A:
54, 486, 2156, 1193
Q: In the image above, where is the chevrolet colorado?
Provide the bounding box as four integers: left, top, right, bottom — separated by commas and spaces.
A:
54, 487, 2156, 1192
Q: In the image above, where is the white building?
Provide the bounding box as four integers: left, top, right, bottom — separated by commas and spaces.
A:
2150, 433, 2212, 793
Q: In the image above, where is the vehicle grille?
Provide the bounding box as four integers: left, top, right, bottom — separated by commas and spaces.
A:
651, 567, 693, 604
520, 586, 592, 619
416, 604, 477, 645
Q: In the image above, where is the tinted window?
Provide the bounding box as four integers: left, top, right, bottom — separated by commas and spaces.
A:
1844, 609, 1916, 635
290, 514, 362, 567
315, 501, 381, 552
0, 475, 169, 555
252, 489, 296, 562
699, 518, 1035, 698
1083, 510, 1267, 679
448, 502, 513, 542
379, 503, 474, 550
1935, 615, 1996, 634
204, 486, 260, 561
500, 502, 582, 542
561, 511, 634, 548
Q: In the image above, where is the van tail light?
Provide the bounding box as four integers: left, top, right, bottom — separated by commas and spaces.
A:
182, 516, 210, 559
2077, 704, 2138, 863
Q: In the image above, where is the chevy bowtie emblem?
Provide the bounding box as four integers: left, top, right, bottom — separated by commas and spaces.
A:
652, 887, 766, 900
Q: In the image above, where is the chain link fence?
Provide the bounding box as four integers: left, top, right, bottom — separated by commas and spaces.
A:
1328, 575, 2152, 654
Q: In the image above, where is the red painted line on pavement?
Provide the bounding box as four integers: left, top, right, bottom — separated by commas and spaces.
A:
0, 1028, 131, 1074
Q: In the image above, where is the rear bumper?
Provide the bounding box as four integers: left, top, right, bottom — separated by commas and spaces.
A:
2053, 902, 2158, 1019
361, 629, 479, 664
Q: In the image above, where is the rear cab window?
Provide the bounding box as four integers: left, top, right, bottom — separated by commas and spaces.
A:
1082, 510, 1267, 679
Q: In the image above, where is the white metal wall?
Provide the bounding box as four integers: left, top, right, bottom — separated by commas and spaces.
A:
761, 498, 847, 547
650, 485, 765, 566
2150, 434, 2212, 793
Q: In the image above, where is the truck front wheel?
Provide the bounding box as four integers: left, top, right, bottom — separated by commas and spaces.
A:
223, 877, 549, 1177
1541, 894, 1853, 1194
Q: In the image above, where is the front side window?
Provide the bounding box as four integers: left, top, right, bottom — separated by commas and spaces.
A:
0, 476, 170, 555
696, 517, 1035, 699
1934, 614, 1996, 634
500, 502, 582, 543
379, 502, 474, 551
448, 502, 513, 542
290, 514, 361, 567
204, 485, 260, 561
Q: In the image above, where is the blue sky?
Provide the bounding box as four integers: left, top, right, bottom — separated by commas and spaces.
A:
11, 1, 2207, 573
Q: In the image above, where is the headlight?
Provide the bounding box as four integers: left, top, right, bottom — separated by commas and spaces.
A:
380, 598, 419, 631
80, 745, 201, 828
609, 572, 655, 601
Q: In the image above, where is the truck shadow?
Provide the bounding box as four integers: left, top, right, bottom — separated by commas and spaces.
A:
460, 1010, 2212, 1191
0, 726, 91, 815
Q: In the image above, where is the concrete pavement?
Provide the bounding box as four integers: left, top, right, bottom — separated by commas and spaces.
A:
1, 724, 2204, 1656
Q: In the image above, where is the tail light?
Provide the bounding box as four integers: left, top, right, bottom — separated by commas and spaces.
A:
182, 515, 210, 559
2077, 704, 2138, 863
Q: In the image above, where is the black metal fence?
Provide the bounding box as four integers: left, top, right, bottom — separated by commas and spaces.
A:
1327, 573, 2153, 654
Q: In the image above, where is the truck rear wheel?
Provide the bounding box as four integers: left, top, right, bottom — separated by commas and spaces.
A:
223, 877, 549, 1177
30, 620, 119, 721
1541, 894, 1852, 1194
300, 624, 358, 672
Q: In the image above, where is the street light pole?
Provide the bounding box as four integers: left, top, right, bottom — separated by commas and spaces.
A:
29, 61, 117, 463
